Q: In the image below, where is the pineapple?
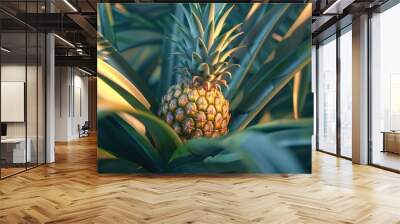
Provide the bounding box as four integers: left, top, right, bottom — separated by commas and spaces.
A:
159, 3, 243, 141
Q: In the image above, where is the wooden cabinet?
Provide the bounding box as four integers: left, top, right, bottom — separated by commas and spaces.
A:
382, 132, 400, 154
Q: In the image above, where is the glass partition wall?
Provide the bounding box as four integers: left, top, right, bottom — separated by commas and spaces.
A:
370, 3, 400, 171
339, 27, 352, 159
0, 30, 27, 177
317, 35, 337, 155
316, 0, 400, 171
0, 2, 46, 179
316, 26, 352, 159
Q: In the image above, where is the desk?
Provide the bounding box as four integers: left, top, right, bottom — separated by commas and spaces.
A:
382, 131, 400, 154
1, 138, 31, 163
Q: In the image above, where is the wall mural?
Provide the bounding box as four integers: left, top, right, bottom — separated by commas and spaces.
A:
97, 3, 313, 174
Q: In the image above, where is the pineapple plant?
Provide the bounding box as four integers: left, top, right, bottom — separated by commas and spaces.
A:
159, 4, 243, 141
97, 3, 313, 173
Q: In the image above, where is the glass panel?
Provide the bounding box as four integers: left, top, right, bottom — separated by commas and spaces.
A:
0, 1, 27, 14
312, 45, 317, 151
26, 0, 39, 169
339, 28, 352, 158
27, 30, 38, 169
318, 36, 337, 154
38, 32, 45, 165
371, 4, 400, 171
1, 29, 27, 177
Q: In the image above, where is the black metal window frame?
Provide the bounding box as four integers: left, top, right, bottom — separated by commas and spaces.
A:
315, 24, 352, 161
315, 0, 400, 173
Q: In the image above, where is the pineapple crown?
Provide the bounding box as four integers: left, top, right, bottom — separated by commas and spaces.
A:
170, 3, 244, 90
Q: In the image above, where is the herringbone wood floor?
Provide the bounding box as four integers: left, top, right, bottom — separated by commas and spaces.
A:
1, 135, 400, 224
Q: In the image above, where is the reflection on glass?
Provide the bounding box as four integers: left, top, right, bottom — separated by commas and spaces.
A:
318, 37, 337, 154
371, 4, 400, 171
1, 31, 27, 177
340, 29, 352, 158
0, 0, 46, 178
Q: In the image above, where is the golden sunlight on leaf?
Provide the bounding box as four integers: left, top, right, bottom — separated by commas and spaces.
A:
264, 50, 275, 64
98, 77, 134, 112
258, 111, 271, 124
292, 71, 302, 120
114, 3, 127, 13
118, 112, 147, 136
98, 58, 151, 109
284, 3, 312, 39
272, 33, 283, 42
98, 147, 117, 159
245, 3, 261, 21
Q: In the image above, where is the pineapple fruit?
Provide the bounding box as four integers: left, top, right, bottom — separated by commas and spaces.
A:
159, 3, 243, 141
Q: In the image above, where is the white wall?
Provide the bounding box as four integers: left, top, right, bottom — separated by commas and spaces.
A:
54, 66, 89, 141
1, 65, 26, 142
72, 73, 89, 138
55, 66, 69, 141
46, 32, 55, 163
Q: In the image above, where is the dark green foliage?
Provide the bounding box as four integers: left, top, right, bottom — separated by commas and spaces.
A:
99, 112, 312, 173
98, 113, 165, 172
98, 159, 149, 173
170, 119, 312, 173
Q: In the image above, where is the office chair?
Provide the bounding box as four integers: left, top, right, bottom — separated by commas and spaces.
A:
79, 121, 90, 138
